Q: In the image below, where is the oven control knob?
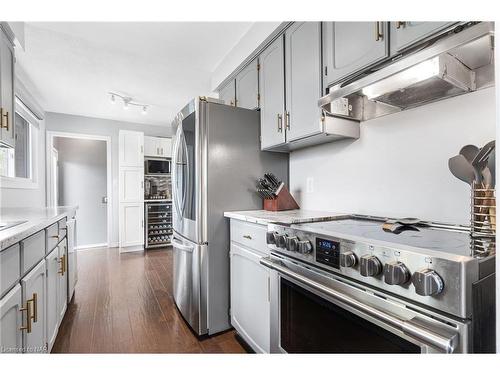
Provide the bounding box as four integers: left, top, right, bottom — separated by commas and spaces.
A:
384, 261, 410, 285
412, 269, 444, 296
359, 255, 382, 277
297, 240, 313, 254
340, 252, 357, 268
266, 231, 276, 244
285, 236, 299, 252
274, 233, 287, 248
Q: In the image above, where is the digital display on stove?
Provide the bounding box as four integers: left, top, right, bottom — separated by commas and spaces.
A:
315, 237, 340, 269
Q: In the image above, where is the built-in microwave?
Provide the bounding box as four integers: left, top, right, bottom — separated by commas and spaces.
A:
145, 158, 171, 175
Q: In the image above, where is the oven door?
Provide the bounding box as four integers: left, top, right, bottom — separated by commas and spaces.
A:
261, 255, 470, 354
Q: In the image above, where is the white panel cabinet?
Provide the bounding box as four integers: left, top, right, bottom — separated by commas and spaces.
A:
230, 242, 270, 353
45, 247, 59, 351
119, 203, 144, 247
0, 28, 15, 148
0, 284, 22, 353
119, 168, 144, 202
21, 261, 46, 353
57, 243, 67, 325
144, 136, 171, 158
119, 130, 144, 167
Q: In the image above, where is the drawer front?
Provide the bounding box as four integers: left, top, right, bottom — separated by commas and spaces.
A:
58, 218, 67, 239
230, 220, 269, 255
21, 231, 46, 274
46, 223, 60, 252
0, 244, 20, 297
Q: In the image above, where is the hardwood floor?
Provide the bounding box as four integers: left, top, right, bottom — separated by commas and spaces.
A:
52, 247, 249, 353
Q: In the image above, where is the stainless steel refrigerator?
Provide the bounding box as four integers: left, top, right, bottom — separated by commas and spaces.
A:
171, 97, 288, 335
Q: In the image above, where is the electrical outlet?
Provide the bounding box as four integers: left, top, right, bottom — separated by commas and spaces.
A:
306, 177, 314, 193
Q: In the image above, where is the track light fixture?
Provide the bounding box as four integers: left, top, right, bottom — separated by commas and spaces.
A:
108, 92, 149, 114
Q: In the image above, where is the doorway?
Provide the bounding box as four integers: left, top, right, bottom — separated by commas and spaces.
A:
47, 132, 112, 249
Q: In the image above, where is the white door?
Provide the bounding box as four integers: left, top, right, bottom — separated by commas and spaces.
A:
230, 243, 270, 353
45, 247, 59, 351
57, 243, 68, 325
119, 203, 144, 247
21, 261, 46, 353
0, 284, 23, 353
48, 148, 58, 207
119, 168, 144, 202
119, 130, 144, 167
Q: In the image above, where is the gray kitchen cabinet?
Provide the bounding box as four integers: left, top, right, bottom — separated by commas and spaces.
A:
285, 22, 323, 142
0, 284, 22, 353
45, 247, 59, 351
219, 79, 236, 106
259, 35, 286, 150
57, 242, 68, 325
390, 22, 457, 53
235, 59, 259, 110
21, 260, 46, 353
0, 28, 15, 148
323, 22, 389, 88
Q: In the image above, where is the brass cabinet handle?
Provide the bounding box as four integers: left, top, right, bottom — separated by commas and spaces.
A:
229, 100, 234, 106
395, 21, 406, 29
243, 235, 252, 240
285, 111, 290, 130
31, 293, 38, 323
277, 114, 283, 132
51, 235, 59, 239
58, 255, 66, 275
375, 22, 383, 41
0, 108, 9, 131
19, 298, 33, 333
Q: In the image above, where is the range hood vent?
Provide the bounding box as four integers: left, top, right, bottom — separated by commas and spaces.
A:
319, 22, 495, 122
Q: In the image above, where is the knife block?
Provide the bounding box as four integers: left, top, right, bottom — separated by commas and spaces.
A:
263, 185, 300, 211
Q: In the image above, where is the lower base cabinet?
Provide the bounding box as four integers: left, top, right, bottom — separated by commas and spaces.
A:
57, 243, 68, 325
230, 242, 270, 353
21, 261, 47, 353
0, 284, 23, 353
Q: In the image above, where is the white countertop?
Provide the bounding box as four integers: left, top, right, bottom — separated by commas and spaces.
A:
224, 209, 346, 225
0, 206, 78, 251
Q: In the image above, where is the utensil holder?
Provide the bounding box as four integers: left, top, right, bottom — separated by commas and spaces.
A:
471, 181, 496, 256
263, 185, 300, 211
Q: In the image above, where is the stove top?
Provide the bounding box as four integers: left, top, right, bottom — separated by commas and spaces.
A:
294, 216, 474, 258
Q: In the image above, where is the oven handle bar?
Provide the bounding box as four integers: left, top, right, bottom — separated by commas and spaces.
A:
260, 257, 458, 353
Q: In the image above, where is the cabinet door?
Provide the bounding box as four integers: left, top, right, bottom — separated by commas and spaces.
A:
158, 137, 172, 158
285, 22, 323, 142
45, 247, 59, 352
119, 203, 144, 247
323, 22, 389, 87
119, 167, 144, 202
0, 30, 15, 148
235, 59, 259, 109
259, 35, 286, 149
21, 261, 46, 353
390, 22, 456, 53
57, 243, 67, 325
219, 80, 236, 106
119, 130, 144, 167
144, 136, 159, 157
0, 284, 22, 353
230, 243, 270, 353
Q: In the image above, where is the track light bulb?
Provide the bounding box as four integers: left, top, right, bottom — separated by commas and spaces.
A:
142, 106, 147, 115
110, 94, 115, 104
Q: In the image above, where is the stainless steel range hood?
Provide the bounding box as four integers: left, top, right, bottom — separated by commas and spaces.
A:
319, 22, 495, 121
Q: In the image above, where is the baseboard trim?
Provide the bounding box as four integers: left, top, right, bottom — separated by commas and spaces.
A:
119, 245, 144, 253
75, 243, 108, 250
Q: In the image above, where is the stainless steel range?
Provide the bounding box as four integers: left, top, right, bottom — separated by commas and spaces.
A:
261, 215, 495, 353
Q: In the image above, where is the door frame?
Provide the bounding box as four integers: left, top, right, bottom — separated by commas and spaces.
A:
46, 131, 112, 248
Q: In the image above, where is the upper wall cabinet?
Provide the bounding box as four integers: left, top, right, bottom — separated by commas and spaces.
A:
0, 28, 15, 148
323, 22, 389, 88
259, 35, 286, 150
285, 22, 323, 143
219, 80, 236, 106
144, 136, 171, 158
235, 59, 259, 110
390, 22, 457, 54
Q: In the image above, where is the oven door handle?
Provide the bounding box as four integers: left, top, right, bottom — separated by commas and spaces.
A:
260, 257, 458, 353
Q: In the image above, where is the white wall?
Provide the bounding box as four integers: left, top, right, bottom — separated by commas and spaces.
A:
290, 88, 496, 225
46, 112, 172, 246
54, 137, 107, 247
211, 22, 281, 91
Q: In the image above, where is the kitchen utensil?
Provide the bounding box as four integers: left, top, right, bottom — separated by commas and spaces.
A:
472, 140, 495, 183
482, 166, 492, 188
487, 149, 495, 187
459, 144, 479, 163
448, 154, 476, 185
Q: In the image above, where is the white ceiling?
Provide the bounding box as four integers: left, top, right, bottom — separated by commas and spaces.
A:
16, 22, 254, 127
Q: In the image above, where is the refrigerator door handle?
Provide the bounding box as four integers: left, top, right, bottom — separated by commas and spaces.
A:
172, 237, 194, 253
